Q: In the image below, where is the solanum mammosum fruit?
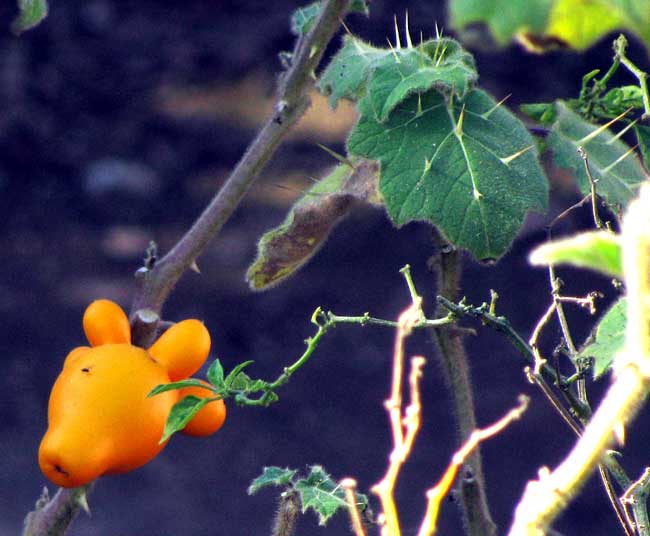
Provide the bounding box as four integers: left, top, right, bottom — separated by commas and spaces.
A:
38, 299, 226, 488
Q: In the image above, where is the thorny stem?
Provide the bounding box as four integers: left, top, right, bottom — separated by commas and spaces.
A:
272, 490, 300, 536
130, 0, 354, 320
429, 234, 496, 536
24, 2, 355, 534
22, 486, 91, 536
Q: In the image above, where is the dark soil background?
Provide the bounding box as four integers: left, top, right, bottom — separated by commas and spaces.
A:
2, 1, 650, 535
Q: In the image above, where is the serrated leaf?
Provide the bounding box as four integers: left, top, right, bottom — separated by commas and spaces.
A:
206, 359, 225, 388
12, 0, 48, 34
318, 36, 477, 112
529, 231, 622, 277
364, 39, 478, 122
247, 159, 381, 290
148, 378, 211, 398
294, 466, 368, 526
291, 0, 369, 36
547, 101, 647, 209
580, 298, 627, 379
449, 0, 650, 53
634, 124, 650, 171
248, 466, 298, 495
318, 35, 395, 108
348, 88, 548, 260
160, 395, 210, 443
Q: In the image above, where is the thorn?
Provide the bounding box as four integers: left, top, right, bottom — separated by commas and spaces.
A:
77, 490, 91, 516
316, 143, 355, 168
404, 11, 413, 49
473, 187, 483, 201
424, 157, 432, 174
601, 144, 639, 174
339, 17, 353, 36
393, 14, 402, 49
500, 145, 534, 166
607, 117, 638, 143
455, 105, 465, 137
190, 260, 201, 274
482, 94, 511, 119
435, 43, 448, 67
614, 421, 626, 446
386, 37, 400, 62
577, 108, 632, 146
417, 92, 423, 115
435, 21, 443, 40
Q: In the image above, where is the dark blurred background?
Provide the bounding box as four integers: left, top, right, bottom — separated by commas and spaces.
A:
1, 1, 650, 535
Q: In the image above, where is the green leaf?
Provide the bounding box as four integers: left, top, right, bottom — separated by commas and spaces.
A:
364, 39, 478, 122
290, 0, 369, 36
148, 378, 211, 398
580, 298, 627, 379
449, 0, 551, 46
520, 102, 557, 126
12, 0, 48, 34
294, 466, 369, 526
348, 88, 548, 260
248, 466, 298, 495
160, 395, 210, 443
634, 124, 650, 171
224, 360, 255, 389
547, 101, 647, 209
529, 231, 622, 277
318, 36, 477, 111
206, 359, 225, 388
601, 86, 644, 117
247, 160, 381, 290
449, 0, 650, 52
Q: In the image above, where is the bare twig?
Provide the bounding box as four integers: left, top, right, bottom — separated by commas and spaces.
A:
621, 468, 650, 536
417, 395, 529, 536
341, 479, 367, 536
509, 184, 650, 535
372, 302, 427, 536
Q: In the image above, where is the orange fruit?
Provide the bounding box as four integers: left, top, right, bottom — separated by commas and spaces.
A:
38, 300, 225, 488
39, 344, 177, 488
148, 319, 211, 381
83, 299, 131, 346
177, 381, 227, 437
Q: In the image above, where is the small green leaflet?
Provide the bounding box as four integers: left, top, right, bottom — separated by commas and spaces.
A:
294, 466, 368, 526
348, 89, 548, 260
580, 298, 627, 379
290, 0, 369, 36
248, 465, 368, 526
547, 101, 647, 209
318, 35, 477, 111
148, 378, 212, 397
12, 0, 48, 34
450, 0, 650, 53
248, 467, 298, 495
246, 160, 381, 290
160, 395, 210, 443
529, 231, 622, 278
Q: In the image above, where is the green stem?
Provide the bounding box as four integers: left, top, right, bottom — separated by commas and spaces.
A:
614, 34, 650, 120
